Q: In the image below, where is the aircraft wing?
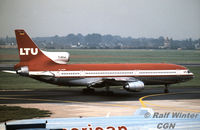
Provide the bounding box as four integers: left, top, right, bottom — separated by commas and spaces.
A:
89, 77, 139, 88
104, 77, 138, 82
88, 77, 144, 92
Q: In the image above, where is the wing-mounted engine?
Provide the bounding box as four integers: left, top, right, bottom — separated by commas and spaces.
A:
16, 66, 29, 76
123, 81, 144, 92
42, 51, 70, 64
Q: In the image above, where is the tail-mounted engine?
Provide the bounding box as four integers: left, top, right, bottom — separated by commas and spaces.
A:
16, 66, 29, 76
124, 81, 144, 92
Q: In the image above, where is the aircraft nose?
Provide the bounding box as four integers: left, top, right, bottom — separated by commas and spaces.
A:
188, 73, 194, 80
192, 73, 195, 79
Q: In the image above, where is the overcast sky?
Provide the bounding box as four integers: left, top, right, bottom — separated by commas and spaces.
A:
0, 0, 200, 39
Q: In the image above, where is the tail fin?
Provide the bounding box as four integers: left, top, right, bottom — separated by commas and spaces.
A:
15, 29, 43, 62
15, 30, 54, 70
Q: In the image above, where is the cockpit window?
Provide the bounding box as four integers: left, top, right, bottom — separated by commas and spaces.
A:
188, 70, 191, 73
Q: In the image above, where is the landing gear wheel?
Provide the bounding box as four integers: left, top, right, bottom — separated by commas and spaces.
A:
82, 88, 95, 94
164, 89, 169, 93
104, 86, 114, 95
164, 84, 169, 93
105, 91, 114, 96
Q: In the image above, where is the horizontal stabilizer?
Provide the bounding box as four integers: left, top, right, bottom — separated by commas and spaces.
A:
2, 70, 16, 74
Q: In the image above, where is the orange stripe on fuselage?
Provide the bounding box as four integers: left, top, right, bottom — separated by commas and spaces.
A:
24, 63, 186, 71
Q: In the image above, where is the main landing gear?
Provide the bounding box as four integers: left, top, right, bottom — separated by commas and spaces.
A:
82, 87, 95, 94
164, 84, 169, 93
105, 86, 114, 95
82, 85, 114, 95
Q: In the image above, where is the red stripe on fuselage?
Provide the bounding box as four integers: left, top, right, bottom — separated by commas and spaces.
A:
17, 63, 187, 71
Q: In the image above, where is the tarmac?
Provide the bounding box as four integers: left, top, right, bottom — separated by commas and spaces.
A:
0, 87, 200, 118
0, 86, 200, 129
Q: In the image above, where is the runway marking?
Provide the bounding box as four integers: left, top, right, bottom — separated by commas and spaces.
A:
0, 96, 139, 109
139, 91, 200, 113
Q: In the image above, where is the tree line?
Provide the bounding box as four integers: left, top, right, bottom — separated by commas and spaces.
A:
0, 34, 199, 50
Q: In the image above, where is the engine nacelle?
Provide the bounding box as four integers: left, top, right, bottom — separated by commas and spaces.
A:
16, 66, 29, 76
42, 51, 70, 64
124, 81, 144, 92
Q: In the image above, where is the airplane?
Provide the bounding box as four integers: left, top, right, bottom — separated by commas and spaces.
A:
3, 30, 194, 94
